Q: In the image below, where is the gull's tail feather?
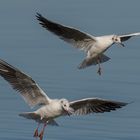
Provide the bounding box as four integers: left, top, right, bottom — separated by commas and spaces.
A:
78, 54, 110, 69
19, 112, 40, 121
47, 120, 59, 126
78, 58, 94, 69
100, 54, 110, 63
19, 112, 59, 126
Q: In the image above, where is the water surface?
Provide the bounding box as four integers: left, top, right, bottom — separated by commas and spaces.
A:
0, 0, 140, 140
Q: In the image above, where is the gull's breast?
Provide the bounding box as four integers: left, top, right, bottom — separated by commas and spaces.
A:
93, 37, 113, 53
36, 102, 62, 119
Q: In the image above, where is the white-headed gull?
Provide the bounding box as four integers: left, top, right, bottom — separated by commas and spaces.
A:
36, 13, 140, 75
0, 59, 127, 140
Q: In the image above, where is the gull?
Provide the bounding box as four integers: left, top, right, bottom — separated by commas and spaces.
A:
36, 13, 140, 75
0, 59, 127, 140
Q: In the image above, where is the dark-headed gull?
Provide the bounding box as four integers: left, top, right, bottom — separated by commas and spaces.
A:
0, 59, 127, 140
36, 13, 140, 75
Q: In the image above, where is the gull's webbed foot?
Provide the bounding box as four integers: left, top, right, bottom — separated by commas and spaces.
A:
97, 67, 101, 75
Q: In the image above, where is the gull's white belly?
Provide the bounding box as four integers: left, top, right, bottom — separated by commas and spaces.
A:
36, 103, 62, 119
88, 45, 105, 58
88, 41, 113, 58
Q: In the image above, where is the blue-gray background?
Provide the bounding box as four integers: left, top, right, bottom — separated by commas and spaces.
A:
0, 0, 140, 140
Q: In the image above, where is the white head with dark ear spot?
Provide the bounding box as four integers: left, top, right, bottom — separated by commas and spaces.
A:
112, 35, 121, 43
60, 99, 74, 115
60, 99, 69, 110
112, 35, 125, 47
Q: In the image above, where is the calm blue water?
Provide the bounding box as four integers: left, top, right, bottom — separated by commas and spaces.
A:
0, 0, 140, 140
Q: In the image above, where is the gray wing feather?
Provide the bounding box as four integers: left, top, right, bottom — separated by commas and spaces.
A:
70, 98, 127, 115
36, 13, 96, 52
0, 59, 50, 108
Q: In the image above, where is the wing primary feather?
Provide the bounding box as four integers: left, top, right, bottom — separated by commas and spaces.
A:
70, 98, 128, 115
0, 59, 51, 108
36, 13, 96, 51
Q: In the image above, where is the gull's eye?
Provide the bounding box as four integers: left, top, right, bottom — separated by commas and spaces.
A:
64, 104, 66, 107
112, 37, 118, 42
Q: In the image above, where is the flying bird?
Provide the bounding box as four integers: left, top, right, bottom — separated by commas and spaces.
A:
36, 13, 140, 75
0, 59, 127, 140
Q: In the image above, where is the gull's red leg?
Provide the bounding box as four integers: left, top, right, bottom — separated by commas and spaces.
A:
39, 123, 47, 140
97, 57, 102, 75
33, 123, 40, 137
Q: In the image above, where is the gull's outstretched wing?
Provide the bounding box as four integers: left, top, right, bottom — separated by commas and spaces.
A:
0, 59, 51, 108
119, 32, 140, 42
36, 13, 96, 52
70, 98, 127, 115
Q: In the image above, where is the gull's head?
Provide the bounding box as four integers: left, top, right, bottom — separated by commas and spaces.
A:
112, 35, 125, 47
60, 99, 74, 116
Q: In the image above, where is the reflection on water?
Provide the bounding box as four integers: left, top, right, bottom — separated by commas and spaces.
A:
0, 0, 140, 140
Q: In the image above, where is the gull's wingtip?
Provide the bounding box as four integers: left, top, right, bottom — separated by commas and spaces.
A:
127, 101, 134, 105
36, 12, 42, 18
35, 12, 45, 21
121, 102, 128, 106
35, 12, 47, 24
119, 101, 133, 107
135, 32, 140, 36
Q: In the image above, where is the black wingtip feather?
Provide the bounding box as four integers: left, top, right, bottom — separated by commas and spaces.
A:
36, 12, 46, 24
36, 12, 42, 19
